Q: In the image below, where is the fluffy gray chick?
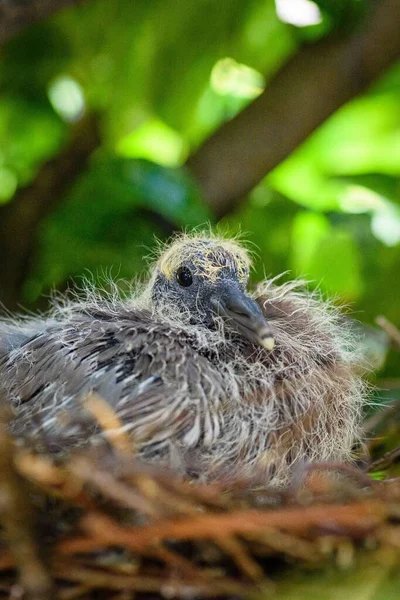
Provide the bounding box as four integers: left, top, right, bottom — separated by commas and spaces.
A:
0, 234, 366, 486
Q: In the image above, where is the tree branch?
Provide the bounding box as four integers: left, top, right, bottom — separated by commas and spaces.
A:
0, 115, 101, 309
187, 0, 400, 217
0, 0, 88, 44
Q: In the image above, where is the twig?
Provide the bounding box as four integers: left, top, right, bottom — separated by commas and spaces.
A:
0, 410, 52, 599
369, 446, 400, 473
52, 562, 249, 597
376, 316, 400, 350
246, 528, 319, 562
150, 542, 209, 580
75, 502, 386, 551
83, 393, 134, 456
69, 457, 159, 516
215, 535, 265, 582
58, 584, 92, 600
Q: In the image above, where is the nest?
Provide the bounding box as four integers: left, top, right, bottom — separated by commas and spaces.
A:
0, 317, 399, 600
0, 396, 398, 600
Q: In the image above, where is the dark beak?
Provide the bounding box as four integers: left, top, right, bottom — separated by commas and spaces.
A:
211, 285, 275, 350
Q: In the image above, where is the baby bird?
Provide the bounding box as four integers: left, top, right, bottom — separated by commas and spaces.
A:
0, 234, 365, 486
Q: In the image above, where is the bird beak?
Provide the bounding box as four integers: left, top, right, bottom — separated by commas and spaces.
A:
211, 285, 275, 350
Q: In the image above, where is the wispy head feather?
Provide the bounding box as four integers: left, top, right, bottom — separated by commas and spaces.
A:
153, 231, 252, 283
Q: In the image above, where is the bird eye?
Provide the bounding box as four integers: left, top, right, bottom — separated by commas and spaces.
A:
176, 266, 193, 287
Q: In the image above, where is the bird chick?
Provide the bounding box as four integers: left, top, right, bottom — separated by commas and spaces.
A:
0, 234, 365, 486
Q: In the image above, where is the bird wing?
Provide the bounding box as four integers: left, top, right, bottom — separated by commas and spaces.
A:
0, 305, 224, 460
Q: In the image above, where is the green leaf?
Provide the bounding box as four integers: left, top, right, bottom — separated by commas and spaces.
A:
313, 0, 368, 33
291, 212, 331, 274
261, 550, 400, 600
291, 212, 363, 301
26, 158, 209, 300
117, 119, 188, 167
268, 150, 343, 211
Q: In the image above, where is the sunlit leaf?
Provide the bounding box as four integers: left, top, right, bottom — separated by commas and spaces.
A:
291, 211, 331, 274
48, 75, 86, 123
371, 205, 400, 247
263, 550, 400, 600
117, 119, 188, 167
0, 97, 65, 186
210, 58, 264, 98
0, 167, 18, 203
275, 0, 322, 27
291, 212, 363, 300
317, 96, 400, 176
269, 152, 343, 211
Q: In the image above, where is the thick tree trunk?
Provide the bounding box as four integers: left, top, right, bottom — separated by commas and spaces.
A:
187, 0, 400, 217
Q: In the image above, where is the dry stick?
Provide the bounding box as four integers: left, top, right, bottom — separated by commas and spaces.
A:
81, 395, 203, 514
133, 474, 205, 516
52, 563, 248, 597
376, 316, 400, 350
215, 535, 265, 582
74, 455, 209, 518
123, 464, 229, 510
187, 0, 400, 217
150, 543, 209, 580
69, 458, 160, 517
59, 501, 386, 556
72, 453, 205, 517
15, 434, 203, 518
14, 452, 67, 488
0, 413, 52, 600
83, 393, 134, 455
14, 452, 94, 507
245, 528, 319, 562
369, 446, 400, 473
74, 397, 257, 512
58, 584, 93, 600
74, 538, 208, 581
0, 552, 15, 571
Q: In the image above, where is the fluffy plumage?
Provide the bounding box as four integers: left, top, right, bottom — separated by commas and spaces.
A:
0, 234, 366, 486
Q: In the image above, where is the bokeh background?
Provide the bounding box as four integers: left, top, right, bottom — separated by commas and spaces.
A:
0, 0, 399, 385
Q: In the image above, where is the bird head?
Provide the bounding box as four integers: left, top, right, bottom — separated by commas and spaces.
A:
147, 235, 275, 350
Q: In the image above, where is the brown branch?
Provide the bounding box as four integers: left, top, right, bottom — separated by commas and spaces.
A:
0, 408, 52, 599
187, 0, 400, 217
0, 114, 101, 309
369, 446, 400, 472
66, 501, 385, 554
0, 0, 90, 44
376, 315, 400, 350
51, 563, 249, 597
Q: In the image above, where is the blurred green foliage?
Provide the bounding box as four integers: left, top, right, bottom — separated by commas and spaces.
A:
266, 549, 400, 600
0, 0, 399, 383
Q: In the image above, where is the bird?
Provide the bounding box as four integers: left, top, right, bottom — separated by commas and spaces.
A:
0, 233, 366, 486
